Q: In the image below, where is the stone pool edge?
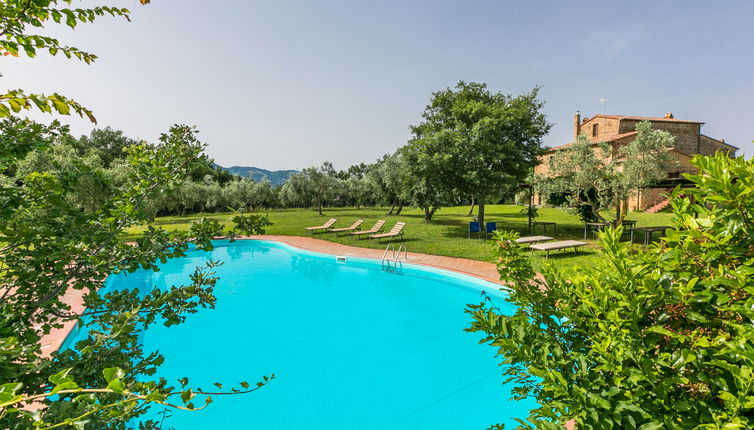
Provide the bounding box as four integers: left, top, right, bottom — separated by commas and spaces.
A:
238, 235, 504, 285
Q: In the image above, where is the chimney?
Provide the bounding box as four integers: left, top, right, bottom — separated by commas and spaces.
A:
721, 138, 725, 143
573, 111, 581, 140
664, 112, 674, 119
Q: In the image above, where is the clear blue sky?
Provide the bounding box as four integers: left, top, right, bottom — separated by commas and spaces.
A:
4, 0, 753, 169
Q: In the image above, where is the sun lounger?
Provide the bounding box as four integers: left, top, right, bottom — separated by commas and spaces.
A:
515, 235, 553, 245
351, 220, 386, 237
529, 240, 587, 257
304, 218, 337, 233
329, 220, 363, 235
369, 222, 406, 242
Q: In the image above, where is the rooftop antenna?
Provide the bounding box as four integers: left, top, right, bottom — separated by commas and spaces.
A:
599, 95, 607, 134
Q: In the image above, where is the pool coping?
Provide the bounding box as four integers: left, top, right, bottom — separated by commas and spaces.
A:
40, 235, 503, 356
238, 235, 504, 285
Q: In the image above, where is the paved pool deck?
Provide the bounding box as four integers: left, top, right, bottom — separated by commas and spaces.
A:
39, 235, 503, 355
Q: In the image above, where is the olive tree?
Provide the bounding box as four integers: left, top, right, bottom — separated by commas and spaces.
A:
537, 121, 676, 224
368, 151, 407, 215
299, 161, 338, 215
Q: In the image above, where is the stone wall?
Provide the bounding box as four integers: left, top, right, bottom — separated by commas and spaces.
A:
621, 119, 700, 154
699, 135, 737, 156
581, 116, 621, 137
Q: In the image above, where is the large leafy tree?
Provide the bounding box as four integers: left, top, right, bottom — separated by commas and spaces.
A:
0, 1, 274, 428
74, 127, 140, 168
405, 81, 550, 223
469, 152, 754, 429
537, 121, 676, 224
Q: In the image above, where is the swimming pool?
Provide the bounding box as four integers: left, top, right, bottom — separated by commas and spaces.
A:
63, 239, 532, 428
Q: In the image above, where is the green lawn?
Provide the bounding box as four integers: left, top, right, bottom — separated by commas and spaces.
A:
125, 205, 675, 272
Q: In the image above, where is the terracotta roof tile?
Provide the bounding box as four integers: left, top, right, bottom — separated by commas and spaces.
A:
586, 114, 704, 124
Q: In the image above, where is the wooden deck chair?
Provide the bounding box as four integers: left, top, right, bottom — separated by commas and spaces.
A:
328, 220, 363, 235
369, 222, 406, 243
351, 220, 386, 238
304, 218, 337, 233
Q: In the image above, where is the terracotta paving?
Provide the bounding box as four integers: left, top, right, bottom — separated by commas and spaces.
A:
39, 235, 502, 354
38, 287, 87, 358
242, 235, 503, 284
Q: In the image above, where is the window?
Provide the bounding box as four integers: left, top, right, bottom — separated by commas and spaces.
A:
592, 123, 599, 136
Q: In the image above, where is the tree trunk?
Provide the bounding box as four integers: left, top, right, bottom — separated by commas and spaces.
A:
318, 196, 323, 216
615, 198, 628, 226
424, 206, 436, 221
387, 200, 396, 215
395, 202, 403, 215
467, 197, 476, 216
615, 201, 622, 226
478, 202, 486, 237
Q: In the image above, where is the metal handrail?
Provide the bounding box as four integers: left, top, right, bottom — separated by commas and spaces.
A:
381, 243, 395, 263
395, 244, 407, 262
382, 242, 407, 271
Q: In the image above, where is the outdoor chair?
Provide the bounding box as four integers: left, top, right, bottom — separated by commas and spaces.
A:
328, 220, 363, 235
369, 222, 406, 243
351, 220, 386, 238
468, 221, 481, 238
304, 218, 337, 233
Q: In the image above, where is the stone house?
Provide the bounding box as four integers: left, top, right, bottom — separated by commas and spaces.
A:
534, 112, 738, 211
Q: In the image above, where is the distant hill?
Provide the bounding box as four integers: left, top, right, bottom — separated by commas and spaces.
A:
218, 165, 298, 186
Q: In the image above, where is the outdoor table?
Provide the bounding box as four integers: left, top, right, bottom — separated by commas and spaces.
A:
531, 221, 556, 235
634, 226, 671, 246
583, 222, 610, 240
622, 220, 638, 242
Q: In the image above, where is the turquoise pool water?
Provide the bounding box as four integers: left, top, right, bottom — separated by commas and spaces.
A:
63, 240, 532, 428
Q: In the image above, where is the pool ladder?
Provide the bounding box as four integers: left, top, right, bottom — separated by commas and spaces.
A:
381, 242, 407, 272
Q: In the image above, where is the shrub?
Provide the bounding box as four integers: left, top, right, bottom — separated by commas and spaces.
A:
467, 152, 754, 429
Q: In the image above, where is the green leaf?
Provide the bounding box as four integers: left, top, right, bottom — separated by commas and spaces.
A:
106, 378, 125, 394
686, 311, 708, 323
103, 367, 124, 383
49, 368, 74, 385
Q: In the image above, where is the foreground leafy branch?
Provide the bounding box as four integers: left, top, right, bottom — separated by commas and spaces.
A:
0, 0, 152, 122
0, 368, 274, 429
1, 2, 278, 428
